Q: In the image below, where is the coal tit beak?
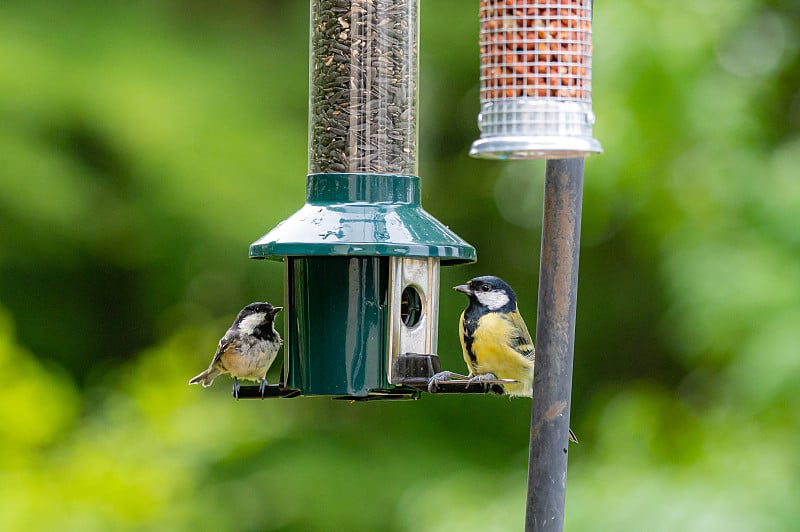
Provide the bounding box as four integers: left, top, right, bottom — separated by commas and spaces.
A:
271, 306, 283, 315
453, 284, 472, 295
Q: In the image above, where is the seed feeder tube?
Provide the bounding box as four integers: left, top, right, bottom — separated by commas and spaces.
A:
470, 0, 602, 160
249, 0, 476, 400
309, 0, 417, 175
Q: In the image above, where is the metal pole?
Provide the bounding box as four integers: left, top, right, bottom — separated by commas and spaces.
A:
525, 158, 584, 532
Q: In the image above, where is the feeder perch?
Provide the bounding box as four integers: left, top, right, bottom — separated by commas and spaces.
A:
470, 0, 601, 159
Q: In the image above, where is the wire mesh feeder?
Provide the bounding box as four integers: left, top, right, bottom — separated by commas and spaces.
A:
470, 0, 602, 159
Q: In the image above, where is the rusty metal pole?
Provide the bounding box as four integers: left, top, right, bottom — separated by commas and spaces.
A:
525, 158, 584, 532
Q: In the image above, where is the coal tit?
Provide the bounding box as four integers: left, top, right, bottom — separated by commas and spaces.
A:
189, 302, 283, 399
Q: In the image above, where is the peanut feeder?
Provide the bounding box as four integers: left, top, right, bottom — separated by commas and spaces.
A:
470, 0, 602, 159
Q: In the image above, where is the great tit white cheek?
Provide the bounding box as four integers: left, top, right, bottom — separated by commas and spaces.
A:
475, 290, 510, 311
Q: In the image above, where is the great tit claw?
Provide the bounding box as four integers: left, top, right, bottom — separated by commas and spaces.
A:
467, 373, 498, 385
427, 371, 464, 393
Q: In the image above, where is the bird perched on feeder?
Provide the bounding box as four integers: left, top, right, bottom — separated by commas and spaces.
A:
189, 302, 283, 399
428, 275, 534, 396
428, 275, 577, 442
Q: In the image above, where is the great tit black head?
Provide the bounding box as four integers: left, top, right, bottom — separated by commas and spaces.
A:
454, 275, 518, 313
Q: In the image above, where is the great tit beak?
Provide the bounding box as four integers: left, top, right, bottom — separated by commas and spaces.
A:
272, 306, 283, 315
453, 284, 472, 295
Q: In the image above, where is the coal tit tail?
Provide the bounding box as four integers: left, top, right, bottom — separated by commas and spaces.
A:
189, 367, 221, 388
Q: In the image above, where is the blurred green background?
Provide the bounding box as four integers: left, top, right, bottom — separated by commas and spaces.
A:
2, 0, 799, 530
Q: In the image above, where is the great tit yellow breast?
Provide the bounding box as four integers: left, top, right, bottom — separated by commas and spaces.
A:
459, 309, 535, 397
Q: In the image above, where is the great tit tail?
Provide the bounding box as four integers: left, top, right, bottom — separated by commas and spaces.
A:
568, 428, 579, 444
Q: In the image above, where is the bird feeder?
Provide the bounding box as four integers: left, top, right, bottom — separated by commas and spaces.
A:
470, 0, 601, 159
248, 0, 476, 400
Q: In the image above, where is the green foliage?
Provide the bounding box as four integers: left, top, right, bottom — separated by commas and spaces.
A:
1, 0, 799, 530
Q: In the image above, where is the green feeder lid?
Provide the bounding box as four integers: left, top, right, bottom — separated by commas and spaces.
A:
250, 173, 476, 264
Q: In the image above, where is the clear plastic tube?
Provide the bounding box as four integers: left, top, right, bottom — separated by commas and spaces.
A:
309, 0, 418, 175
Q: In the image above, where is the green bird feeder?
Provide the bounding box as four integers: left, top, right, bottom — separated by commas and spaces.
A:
247, 0, 475, 400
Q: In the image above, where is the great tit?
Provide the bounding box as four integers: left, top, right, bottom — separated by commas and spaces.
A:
429, 275, 577, 441
189, 302, 283, 399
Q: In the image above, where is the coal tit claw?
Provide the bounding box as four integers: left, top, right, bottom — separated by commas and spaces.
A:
258, 377, 268, 399
232, 377, 240, 400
